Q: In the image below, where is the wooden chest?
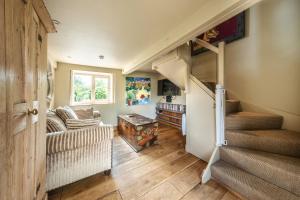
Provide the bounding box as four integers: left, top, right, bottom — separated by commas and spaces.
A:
118, 114, 158, 152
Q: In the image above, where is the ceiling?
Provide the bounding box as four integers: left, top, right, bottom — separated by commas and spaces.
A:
45, 0, 206, 69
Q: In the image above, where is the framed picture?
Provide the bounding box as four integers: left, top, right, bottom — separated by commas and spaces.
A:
191, 11, 245, 56
126, 77, 151, 106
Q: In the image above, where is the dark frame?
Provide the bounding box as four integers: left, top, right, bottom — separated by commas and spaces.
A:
191, 11, 245, 56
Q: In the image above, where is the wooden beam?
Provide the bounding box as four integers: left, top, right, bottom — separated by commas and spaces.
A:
32, 0, 56, 33
123, 0, 262, 74
195, 39, 219, 54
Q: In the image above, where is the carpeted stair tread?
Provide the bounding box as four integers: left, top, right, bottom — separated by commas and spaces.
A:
226, 130, 300, 157
211, 161, 299, 200
220, 146, 300, 196
226, 100, 240, 115
226, 112, 283, 130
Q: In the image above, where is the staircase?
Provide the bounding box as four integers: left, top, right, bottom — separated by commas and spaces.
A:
211, 99, 300, 200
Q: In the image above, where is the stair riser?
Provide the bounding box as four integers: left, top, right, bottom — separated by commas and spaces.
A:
220, 148, 300, 196
226, 101, 240, 115
226, 117, 283, 130
226, 131, 300, 157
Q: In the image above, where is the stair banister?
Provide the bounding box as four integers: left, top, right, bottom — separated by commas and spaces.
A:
193, 39, 226, 146
199, 40, 226, 183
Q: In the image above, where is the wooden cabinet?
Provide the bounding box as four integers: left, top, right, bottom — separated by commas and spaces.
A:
156, 108, 185, 130
0, 0, 55, 199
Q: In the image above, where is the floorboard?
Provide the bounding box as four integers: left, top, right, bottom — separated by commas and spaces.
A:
48, 125, 240, 200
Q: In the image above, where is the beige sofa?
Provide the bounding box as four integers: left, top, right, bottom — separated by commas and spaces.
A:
46, 107, 113, 191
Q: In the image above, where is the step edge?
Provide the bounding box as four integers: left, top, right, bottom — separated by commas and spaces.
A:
211, 161, 299, 200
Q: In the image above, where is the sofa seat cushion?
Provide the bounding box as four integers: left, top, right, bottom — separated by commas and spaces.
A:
47, 111, 67, 133
66, 118, 101, 130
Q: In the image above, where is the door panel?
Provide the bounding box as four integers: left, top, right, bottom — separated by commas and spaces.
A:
3, 0, 47, 199
26, 5, 42, 200
35, 18, 48, 200
5, 0, 28, 199
0, 0, 7, 199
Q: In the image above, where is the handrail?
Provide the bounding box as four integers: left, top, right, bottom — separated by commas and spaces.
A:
189, 75, 215, 100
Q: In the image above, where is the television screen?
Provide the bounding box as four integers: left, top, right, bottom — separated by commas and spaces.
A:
158, 79, 181, 96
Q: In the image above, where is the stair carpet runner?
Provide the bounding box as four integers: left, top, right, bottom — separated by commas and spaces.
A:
211, 99, 300, 200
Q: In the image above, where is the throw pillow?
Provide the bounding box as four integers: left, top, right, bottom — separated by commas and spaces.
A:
73, 107, 94, 119
46, 112, 67, 133
56, 106, 78, 123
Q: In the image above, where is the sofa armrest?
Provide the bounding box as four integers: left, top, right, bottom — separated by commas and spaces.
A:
46, 125, 113, 154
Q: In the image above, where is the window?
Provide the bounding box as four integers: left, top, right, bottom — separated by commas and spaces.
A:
71, 70, 113, 105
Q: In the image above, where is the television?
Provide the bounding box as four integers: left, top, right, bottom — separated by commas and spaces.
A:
157, 79, 181, 96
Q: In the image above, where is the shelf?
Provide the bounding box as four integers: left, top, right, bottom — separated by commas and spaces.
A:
157, 118, 181, 128
156, 112, 182, 120
158, 120, 182, 130
156, 107, 185, 114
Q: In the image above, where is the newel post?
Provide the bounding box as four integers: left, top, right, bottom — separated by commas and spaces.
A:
215, 41, 226, 146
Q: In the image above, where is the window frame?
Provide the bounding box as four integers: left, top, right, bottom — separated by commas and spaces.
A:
70, 70, 114, 106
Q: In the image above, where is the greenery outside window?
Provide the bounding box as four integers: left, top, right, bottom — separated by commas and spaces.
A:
71, 70, 113, 105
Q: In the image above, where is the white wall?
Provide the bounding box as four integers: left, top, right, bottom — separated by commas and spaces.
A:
158, 94, 186, 105
186, 77, 215, 162
54, 62, 161, 125
191, 0, 300, 132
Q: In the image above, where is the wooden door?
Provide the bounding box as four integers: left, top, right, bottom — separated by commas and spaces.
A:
34, 9, 48, 200
0, 0, 7, 197
0, 0, 48, 199
26, 6, 48, 200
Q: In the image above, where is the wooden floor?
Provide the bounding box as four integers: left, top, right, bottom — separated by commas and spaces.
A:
48, 125, 240, 200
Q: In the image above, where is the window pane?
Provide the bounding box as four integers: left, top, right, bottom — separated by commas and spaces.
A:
73, 74, 92, 103
95, 77, 109, 101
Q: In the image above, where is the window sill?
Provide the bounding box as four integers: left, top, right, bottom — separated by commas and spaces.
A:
70, 102, 115, 106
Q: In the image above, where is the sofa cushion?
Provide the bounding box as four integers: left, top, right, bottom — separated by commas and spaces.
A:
66, 118, 101, 130
93, 110, 101, 119
47, 111, 67, 133
56, 106, 78, 123
73, 107, 94, 119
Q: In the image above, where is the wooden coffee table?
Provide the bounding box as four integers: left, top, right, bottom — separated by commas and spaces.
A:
118, 114, 159, 152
